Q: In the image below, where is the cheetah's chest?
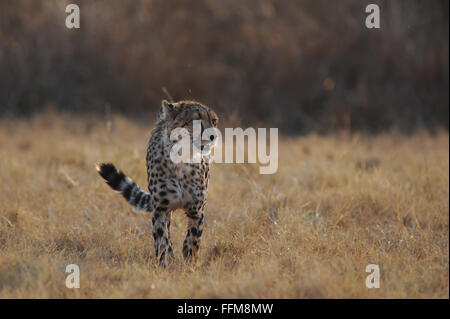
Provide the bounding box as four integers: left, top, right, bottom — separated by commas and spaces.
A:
176, 162, 210, 208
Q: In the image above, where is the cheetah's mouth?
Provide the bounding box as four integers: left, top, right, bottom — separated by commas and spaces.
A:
192, 124, 218, 156
193, 138, 216, 156
195, 142, 212, 155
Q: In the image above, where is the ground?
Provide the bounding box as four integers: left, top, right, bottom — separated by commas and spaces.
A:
0, 112, 448, 298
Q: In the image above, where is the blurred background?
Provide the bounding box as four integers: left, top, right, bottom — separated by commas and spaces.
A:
0, 0, 448, 134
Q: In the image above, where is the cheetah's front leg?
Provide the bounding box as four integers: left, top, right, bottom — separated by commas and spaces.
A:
152, 208, 174, 267
183, 208, 205, 261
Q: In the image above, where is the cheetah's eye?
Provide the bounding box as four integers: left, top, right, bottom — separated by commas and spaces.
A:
212, 119, 217, 126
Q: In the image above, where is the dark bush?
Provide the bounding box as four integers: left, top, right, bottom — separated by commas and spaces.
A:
0, 0, 448, 133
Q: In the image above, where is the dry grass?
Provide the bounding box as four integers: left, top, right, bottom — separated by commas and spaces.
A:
0, 112, 448, 298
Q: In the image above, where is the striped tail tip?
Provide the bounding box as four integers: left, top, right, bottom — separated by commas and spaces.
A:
96, 162, 124, 191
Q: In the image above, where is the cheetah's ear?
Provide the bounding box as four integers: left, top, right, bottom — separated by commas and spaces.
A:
160, 100, 176, 120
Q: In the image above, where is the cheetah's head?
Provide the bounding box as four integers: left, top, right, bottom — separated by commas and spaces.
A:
159, 100, 219, 156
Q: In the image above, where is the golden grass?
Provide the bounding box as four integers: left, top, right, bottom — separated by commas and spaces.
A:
0, 112, 448, 298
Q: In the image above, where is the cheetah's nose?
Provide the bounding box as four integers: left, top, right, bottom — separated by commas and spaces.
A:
209, 134, 215, 141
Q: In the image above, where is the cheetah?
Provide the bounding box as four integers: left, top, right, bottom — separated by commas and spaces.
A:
96, 100, 219, 267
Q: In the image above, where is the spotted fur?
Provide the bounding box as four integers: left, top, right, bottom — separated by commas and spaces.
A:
97, 100, 219, 267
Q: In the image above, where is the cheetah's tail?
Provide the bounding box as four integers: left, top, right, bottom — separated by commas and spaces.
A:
96, 162, 153, 212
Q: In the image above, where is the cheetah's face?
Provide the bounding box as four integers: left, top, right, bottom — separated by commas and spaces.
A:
160, 100, 219, 154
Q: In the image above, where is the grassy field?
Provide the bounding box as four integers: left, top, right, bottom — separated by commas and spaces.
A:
0, 112, 448, 298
